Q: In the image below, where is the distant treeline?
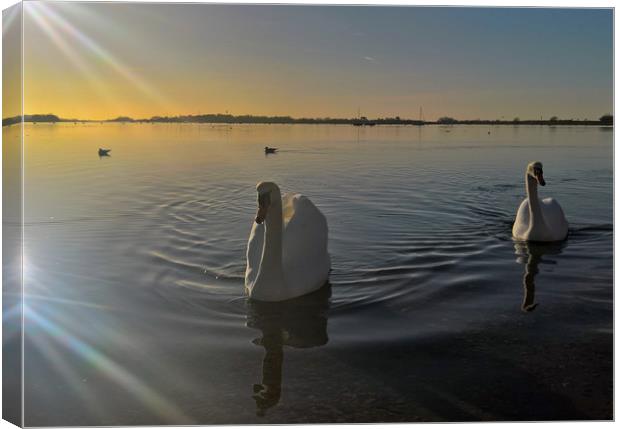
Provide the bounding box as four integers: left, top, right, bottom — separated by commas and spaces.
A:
2, 113, 423, 126
117, 114, 426, 125
3, 113, 614, 126
3, 114, 62, 126
436, 114, 613, 126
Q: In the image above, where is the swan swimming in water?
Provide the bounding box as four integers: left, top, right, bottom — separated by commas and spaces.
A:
245, 182, 330, 301
512, 161, 568, 242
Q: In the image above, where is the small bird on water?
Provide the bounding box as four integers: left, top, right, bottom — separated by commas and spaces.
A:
264, 146, 278, 154
98, 148, 111, 156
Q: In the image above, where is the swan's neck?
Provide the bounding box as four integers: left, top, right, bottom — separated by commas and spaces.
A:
526, 174, 545, 230
256, 191, 285, 292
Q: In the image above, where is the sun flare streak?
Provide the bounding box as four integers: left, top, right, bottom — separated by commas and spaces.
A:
27, 333, 106, 421
25, 305, 192, 423
27, 2, 170, 109
25, 4, 116, 105
2, 4, 21, 37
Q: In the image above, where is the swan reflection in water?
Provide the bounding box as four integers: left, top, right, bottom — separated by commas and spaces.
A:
245, 283, 331, 416
514, 240, 566, 312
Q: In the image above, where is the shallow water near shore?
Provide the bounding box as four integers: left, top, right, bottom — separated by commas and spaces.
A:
13, 123, 612, 424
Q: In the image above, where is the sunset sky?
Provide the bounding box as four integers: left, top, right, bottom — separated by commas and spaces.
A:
15, 2, 614, 120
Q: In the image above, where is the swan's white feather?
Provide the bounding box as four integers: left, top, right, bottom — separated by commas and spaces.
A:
512, 199, 530, 239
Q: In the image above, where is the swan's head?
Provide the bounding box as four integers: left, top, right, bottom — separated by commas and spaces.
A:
255, 182, 280, 224
526, 161, 545, 186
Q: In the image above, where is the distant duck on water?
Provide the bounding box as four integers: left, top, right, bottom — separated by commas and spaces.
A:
265, 146, 278, 154
98, 148, 111, 156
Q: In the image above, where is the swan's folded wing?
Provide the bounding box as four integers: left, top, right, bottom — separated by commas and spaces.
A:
541, 197, 569, 234
245, 222, 264, 287
282, 194, 330, 293
541, 198, 567, 222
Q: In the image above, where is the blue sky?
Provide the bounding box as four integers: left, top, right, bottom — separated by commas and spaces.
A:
23, 3, 613, 120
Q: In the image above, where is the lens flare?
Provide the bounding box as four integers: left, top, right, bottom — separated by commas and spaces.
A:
25, 3, 115, 106
24, 304, 193, 423
25, 2, 172, 113
2, 3, 21, 37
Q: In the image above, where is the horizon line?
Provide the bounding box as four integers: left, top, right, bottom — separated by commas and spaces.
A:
3, 112, 614, 123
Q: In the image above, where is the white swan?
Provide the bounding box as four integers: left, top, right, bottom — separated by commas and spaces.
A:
512, 161, 568, 242
245, 182, 330, 301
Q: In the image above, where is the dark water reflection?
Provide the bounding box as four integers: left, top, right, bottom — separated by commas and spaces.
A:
514, 240, 567, 312
246, 284, 330, 416
13, 123, 612, 424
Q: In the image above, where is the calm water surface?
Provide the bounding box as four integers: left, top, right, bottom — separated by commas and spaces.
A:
15, 123, 612, 424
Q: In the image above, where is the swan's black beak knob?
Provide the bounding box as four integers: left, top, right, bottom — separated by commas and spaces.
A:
255, 206, 267, 224
255, 192, 270, 224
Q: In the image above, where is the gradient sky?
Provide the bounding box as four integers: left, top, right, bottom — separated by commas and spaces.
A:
20, 2, 613, 120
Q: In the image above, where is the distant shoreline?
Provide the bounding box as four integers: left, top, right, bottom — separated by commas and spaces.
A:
2, 114, 613, 127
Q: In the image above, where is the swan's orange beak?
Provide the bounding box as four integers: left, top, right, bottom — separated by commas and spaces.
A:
535, 171, 546, 186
